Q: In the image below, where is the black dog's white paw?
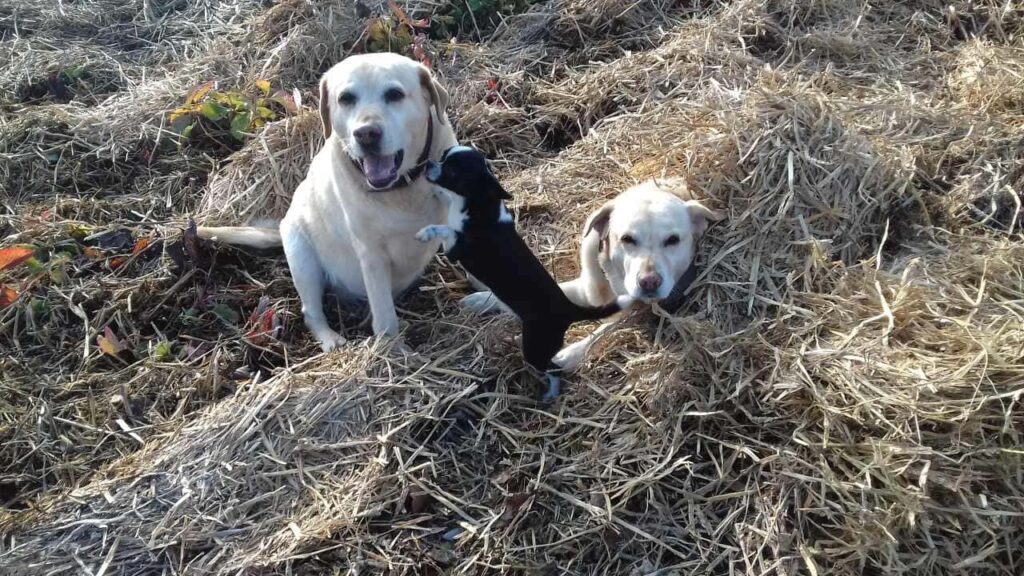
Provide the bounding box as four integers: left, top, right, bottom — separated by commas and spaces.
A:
415, 225, 449, 243
540, 373, 561, 405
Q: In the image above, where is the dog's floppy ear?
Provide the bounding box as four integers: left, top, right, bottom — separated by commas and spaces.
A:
319, 77, 332, 140
583, 201, 615, 241
419, 67, 450, 125
486, 169, 513, 200
685, 200, 725, 236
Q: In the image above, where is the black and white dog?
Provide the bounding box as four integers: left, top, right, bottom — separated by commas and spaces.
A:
416, 146, 633, 402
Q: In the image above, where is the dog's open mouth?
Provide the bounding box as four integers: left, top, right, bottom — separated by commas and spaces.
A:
357, 150, 404, 189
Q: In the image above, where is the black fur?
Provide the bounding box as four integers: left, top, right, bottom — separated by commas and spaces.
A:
424, 146, 629, 401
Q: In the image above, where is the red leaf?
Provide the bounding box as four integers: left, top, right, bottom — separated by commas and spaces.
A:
247, 295, 269, 325
186, 81, 215, 106
387, 0, 413, 29
84, 246, 104, 261
0, 247, 35, 271
485, 78, 501, 104
0, 284, 19, 309
260, 309, 276, 333
412, 35, 431, 69
97, 326, 126, 356
244, 296, 281, 346
132, 238, 151, 256
109, 257, 127, 269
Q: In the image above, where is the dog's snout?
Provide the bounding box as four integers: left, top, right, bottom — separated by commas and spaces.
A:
638, 273, 663, 295
425, 161, 441, 182
353, 124, 383, 148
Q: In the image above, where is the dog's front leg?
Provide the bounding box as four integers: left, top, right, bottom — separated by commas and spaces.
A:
355, 247, 401, 338
282, 226, 347, 352
552, 318, 619, 371
561, 228, 614, 307
415, 224, 454, 251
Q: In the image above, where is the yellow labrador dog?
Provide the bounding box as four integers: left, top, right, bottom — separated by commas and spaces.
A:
462, 178, 723, 369
198, 53, 456, 351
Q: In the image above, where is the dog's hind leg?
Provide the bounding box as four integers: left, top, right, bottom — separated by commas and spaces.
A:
282, 225, 346, 352
521, 321, 566, 403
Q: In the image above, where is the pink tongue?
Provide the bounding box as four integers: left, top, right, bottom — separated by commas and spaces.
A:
362, 154, 396, 185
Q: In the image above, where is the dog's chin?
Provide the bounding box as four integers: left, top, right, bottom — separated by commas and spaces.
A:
352, 149, 405, 190
629, 286, 670, 303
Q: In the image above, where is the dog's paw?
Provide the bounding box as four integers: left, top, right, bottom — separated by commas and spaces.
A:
552, 342, 585, 372
540, 374, 561, 405
317, 331, 348, 353
375, 335, 419, 359
460, 291, 502, 315
391, 338, 415, 357
415, 225, 445, 243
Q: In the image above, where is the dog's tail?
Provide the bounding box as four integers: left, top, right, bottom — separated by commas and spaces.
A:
567, 294, 634, 323
196, 225, 282, 249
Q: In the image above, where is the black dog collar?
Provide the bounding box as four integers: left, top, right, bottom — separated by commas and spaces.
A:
658, 263, 698, 312
350, 113, 434, 191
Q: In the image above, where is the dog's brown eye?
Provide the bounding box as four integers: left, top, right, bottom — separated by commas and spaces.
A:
384, 88, 405, 103
338, 91, 356, 106
621, 234, 636, 245
664, 234, 680, 247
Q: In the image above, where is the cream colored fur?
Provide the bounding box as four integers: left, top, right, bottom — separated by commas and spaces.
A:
198, 53, 456, 352
461, 178, 723, 370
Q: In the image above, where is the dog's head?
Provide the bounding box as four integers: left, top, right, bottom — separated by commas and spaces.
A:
318, 53, 450, 190
584, 180, 723, 302
424, 146, 511, 201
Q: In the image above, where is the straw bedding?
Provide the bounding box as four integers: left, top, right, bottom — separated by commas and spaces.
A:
1, 0, 1022, 574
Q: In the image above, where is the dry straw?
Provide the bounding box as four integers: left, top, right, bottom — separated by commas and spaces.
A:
2, 0, 1023, 575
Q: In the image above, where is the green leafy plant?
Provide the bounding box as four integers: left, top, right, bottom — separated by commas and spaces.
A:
210, 303, 241, 325
431, 0, 543, 40
17, 65, 92, 103
169, 80, 298, 145
150, 340, 174, 362
22, 252, 72, 285
361, 2, 433, 67
0, 249, 69, 311
59, 65, 91, 87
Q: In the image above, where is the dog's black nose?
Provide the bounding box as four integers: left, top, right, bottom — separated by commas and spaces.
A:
354, 124, 382, 148
638, 273, 662, 295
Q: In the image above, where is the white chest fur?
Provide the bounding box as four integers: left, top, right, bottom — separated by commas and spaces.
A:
441, 188, 467, 233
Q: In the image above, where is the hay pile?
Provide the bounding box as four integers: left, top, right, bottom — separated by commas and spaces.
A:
2, 0, 1023, 574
